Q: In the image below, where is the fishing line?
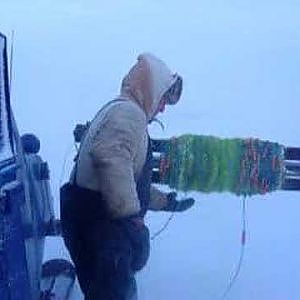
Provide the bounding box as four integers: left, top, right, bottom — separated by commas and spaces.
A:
220, 196, 247, 300
58, 142, 77, 188
151, 211, 176, 241
150, 193, 187, 241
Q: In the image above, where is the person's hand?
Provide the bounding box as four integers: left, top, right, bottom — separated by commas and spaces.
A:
163, 192, 195, 212
73, 122, 90, 143
119, 216, 150, 271
128, 216, 145, 228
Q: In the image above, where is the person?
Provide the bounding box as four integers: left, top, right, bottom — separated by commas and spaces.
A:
60, 53, 195, 300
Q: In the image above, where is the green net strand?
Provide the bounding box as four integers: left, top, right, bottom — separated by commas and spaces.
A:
159, 135, 285, 196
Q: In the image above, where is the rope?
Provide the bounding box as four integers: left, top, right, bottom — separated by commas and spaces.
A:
64, 278, 76, 300
55, 142, 78, 259
220, 196, 247, 299
58, 142, 77, 189
150, 118, 165, 130
150, 198, 183, 241
150, 211, 176, 241
41, 274, 75, 300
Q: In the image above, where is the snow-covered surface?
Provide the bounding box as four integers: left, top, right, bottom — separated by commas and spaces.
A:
0, 1, 300, 299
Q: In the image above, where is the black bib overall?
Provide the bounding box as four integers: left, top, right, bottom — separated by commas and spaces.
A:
60, 138, 153, 300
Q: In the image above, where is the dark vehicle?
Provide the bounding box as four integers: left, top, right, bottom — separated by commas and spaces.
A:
0, 32, 75, 300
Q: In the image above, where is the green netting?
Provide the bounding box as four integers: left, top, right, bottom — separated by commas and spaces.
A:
159, 135, 285, 196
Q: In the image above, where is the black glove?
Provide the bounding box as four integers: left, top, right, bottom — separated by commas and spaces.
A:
119, 217, 150, 272
163, 192, 195, 212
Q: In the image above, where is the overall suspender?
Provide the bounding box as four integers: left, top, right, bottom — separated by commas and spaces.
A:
72, 99, 125, 186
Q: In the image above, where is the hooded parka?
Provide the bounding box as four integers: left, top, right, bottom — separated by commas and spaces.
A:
72, 53, 181, 218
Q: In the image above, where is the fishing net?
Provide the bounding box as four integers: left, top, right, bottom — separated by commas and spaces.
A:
157, 135, 285, 196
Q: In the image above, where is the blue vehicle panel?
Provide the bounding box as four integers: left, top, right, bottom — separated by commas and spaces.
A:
1, 32, 62, 300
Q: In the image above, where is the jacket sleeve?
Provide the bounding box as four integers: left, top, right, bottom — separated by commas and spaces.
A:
89, 103, 147, 219
148, 185, 168, 211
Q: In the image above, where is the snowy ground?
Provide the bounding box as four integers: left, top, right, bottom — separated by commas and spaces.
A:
1, 1, 300, 299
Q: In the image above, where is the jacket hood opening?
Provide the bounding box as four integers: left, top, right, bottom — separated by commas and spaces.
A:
120, 53, 182, 120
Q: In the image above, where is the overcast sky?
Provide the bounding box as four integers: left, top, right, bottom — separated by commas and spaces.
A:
1, 1, 300, 299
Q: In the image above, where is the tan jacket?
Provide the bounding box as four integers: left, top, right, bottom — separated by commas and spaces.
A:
72, 53, 180, 218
